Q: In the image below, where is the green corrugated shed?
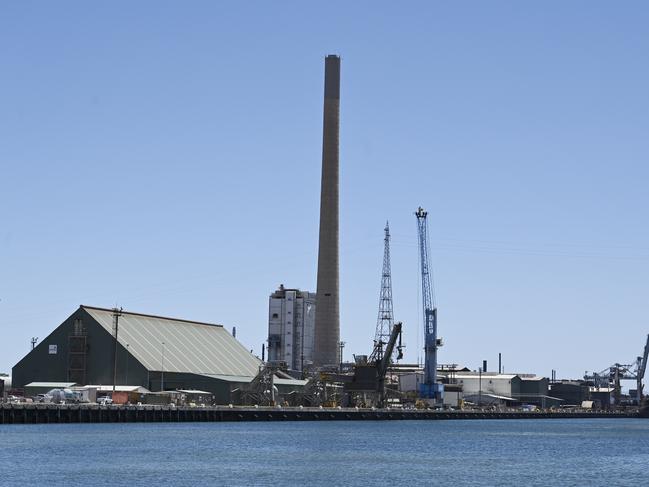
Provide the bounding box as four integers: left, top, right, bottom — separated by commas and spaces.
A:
12, 305, 300, 404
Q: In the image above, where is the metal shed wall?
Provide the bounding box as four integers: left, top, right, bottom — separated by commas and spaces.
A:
12, 307, 147, 388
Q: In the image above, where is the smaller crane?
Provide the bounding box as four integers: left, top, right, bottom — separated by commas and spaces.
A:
342, 322, 404, 408
376, 322, 404, 408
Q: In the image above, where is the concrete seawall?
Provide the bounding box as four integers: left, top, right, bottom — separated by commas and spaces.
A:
0, 404, 639, 425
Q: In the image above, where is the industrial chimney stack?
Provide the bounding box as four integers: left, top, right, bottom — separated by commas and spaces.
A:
313, 55, 341, 368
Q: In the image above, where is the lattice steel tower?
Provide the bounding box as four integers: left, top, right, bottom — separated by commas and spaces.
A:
372, 222, 395, 361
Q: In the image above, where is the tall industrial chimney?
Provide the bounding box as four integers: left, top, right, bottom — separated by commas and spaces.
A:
313, 55, 341, 368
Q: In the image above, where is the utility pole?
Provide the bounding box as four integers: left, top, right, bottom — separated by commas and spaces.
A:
112, 307, 122, 396
31, 337, 38, 350
160, 341, 166, 392
125, 344, 130, 385
339, 341, 345, 373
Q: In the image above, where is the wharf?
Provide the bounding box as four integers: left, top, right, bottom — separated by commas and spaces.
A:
0, 404, 639, 425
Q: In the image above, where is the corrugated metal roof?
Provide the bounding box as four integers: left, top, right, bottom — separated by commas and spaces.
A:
201, 374, 307, 386
274, 378, 308, 386
83, 385, 150, 393
465, 393, 517, 401
25, 381, 76, 388
83, 306, 261, 378
452, 374, 518, 380
202, 374, 255, 383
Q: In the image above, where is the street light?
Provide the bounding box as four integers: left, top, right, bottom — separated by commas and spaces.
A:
161, 341, 165, 392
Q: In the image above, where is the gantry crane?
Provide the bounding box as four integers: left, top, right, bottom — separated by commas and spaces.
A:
584, 334, 649, 406
637, 334, 649, 404
415, 207, 443, 402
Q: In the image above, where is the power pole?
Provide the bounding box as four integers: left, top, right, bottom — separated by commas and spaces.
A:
112, 307, 123, 395
339, 341, 345, 372
125, 344, 130, 385
160, 341, 166, 392
373, 222, 395, 362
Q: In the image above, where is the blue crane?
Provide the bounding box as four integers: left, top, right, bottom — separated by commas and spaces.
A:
415, 207, 444, 402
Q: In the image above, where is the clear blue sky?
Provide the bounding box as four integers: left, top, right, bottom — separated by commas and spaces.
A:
2, 2, 648, 380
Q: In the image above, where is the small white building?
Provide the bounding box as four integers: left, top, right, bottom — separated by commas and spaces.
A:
399, 369, 550, 407
267, 285, 316, 371
452, 373, 519, 397
398, 371, 463, 408
398, 371, 423, 394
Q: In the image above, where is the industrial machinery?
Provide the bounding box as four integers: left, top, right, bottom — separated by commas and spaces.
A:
318, 223, 404, 408
341, 322, 404, 407
584, 334, 649, 406
415, 207, 443, 402
298, 374, 327, 407
637, 334, 649, 403
375, 321, 404, 407
237, 363, 294, 406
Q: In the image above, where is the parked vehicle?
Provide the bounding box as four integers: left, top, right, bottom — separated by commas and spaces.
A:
97, 396, 113, 405
34, 394, 52, 403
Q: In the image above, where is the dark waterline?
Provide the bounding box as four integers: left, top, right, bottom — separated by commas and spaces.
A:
1, 419, 648, 486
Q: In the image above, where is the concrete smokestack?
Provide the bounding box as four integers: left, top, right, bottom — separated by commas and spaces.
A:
313, 55, 340, 367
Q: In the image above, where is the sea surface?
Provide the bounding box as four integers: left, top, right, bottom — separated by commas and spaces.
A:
1, 418, 648, 486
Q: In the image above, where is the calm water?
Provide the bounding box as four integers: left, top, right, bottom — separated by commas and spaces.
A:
1, 419, 648, 486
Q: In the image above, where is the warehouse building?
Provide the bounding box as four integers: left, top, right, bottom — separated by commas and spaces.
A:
549, 380, 591, 406
453, 372, 560, 408
12, 305, 305, 404
589, 386, 614, 409
451, 372, 521, 405
400, 369, 560, 408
